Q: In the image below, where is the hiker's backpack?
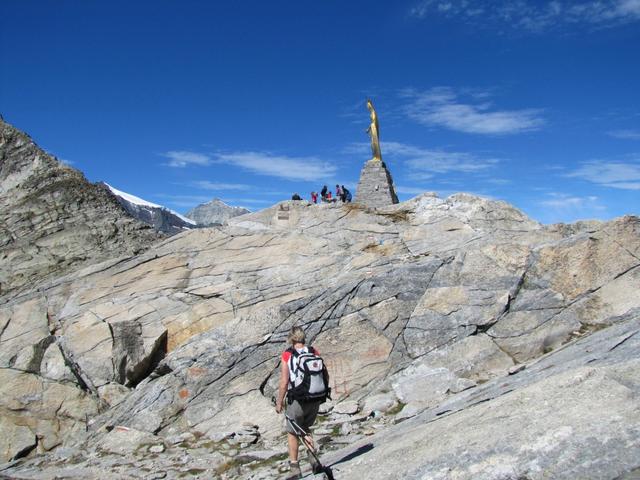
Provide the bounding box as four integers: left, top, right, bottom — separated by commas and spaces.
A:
287, 346, 330, 403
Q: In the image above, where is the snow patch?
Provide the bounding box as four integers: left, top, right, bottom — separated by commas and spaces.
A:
105, 183, 196, 225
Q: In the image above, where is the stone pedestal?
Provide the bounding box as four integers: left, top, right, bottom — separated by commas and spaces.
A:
354, 159, 399, 208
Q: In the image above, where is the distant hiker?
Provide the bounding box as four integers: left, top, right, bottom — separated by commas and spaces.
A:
291, 193, 302, 201
311, 191, 318, 204
276, 326, 331, 479
343, 186, 352, 202
320, 185, 328, 201
335, 185, 343, 201
326, 191, 333, 202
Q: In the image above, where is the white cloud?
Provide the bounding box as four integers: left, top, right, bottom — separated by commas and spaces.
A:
192, 181, 251, 191
216, 151, 337, 182
383, 140, 500, 174
608, 129, 640, 140
409, 0, 640, 30
536, 192, 607, 223
161, 149, 337, 182
163, 151, 211, 168
567, 160, 640, 190
540, 194, 601, 209
402, 87, 544, 135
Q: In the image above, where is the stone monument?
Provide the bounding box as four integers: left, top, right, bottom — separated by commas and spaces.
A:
354, 99, 399, 208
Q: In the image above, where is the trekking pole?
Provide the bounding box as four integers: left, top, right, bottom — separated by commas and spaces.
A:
284, 414, 335, 480
272, 395, 335, 479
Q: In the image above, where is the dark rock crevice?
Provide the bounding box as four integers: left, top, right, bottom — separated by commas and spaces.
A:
55, 339, 98, 395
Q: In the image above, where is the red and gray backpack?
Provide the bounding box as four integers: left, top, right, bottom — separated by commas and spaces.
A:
287, 346, 331, 403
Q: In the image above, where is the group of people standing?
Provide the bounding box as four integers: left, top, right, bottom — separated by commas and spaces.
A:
291, 185, 352, 204
310, 185, 352, 204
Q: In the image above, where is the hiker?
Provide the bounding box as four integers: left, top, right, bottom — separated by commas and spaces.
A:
291, 193, 302, 201
343, 186, 352, 202
310, 191, 318, 204
320, 185, 328, 201
325, 190, 333, 202
335, 185, 343, 201
276, 326, 330, 479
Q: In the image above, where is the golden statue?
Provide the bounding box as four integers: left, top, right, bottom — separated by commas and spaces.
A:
366, 99, 382, 161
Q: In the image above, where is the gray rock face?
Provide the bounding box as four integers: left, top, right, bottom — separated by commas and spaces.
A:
0, 118, 161, 296
354, 159, 399, 208
1, 172, 639, 478
186, 198, 250, 226
323, 312, 640, 480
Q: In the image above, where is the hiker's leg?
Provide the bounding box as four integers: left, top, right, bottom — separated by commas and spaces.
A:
287, 432, 299, 462
300, 400, 320, 451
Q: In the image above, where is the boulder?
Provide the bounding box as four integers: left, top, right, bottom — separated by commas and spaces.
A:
96, 426, 165, 455
333, 400, 360, 415
0, 417, 36, 462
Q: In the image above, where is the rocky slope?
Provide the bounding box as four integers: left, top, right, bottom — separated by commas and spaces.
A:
186, 198, 250, 226
1, 189, 639, 479
104, 183, 196, 235
0, 119, 162, 296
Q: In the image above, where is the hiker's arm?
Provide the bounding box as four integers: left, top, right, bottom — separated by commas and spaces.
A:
275, 360, 289, 413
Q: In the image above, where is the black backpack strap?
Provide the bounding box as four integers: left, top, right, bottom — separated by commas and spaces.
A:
286, 347, 298, 389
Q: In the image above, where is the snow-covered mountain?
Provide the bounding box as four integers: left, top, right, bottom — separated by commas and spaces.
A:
186, 198, 250, 226
103, 183, 196, 235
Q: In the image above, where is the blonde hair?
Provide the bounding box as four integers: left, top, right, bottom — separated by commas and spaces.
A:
287, 326, 306, 345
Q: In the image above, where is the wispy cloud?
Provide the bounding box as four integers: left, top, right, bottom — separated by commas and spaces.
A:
191, 181, 251, 191
162, 149, 337, 182
401, 87, 544, 135
567, 159, 640, 190
216, 151, 337, 182
537, 192, 607, 223
608, 129, 640, 140
162, 151, 211, 167
383, 141, 500, 176
409, 0, 640, 31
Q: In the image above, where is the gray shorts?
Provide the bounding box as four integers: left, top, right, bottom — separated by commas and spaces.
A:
284, 399, 320, 434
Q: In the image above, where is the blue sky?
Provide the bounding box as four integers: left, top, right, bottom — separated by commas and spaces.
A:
1, 0, 639, 224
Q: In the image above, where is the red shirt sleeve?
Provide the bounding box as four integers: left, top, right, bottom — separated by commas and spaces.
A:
282, 350, 292, 362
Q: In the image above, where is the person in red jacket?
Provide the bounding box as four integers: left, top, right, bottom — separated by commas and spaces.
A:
275, 326, 328, 478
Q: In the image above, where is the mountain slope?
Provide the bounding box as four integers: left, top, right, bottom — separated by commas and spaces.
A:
104, 183, 196, 235
0, 118, 162, 295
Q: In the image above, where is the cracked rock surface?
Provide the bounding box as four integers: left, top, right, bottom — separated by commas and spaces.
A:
1, 123, 639, 478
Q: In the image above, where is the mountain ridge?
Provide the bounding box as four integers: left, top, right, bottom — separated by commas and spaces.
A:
103, 183, 196, 235
0, 118, 162, 296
